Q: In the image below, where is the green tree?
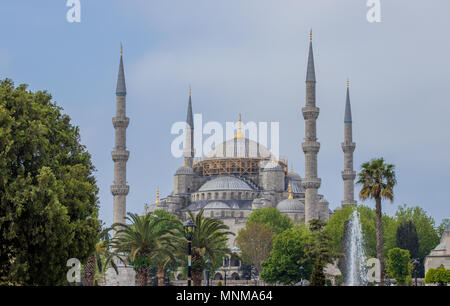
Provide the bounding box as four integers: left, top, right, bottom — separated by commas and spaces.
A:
112, 213, 178, 286
148, 210, 184, 286
324, 205, 397, 260
424, 265, 450, 286
357, 158, 397, 285
260, 225, 312, 285
247, 207, 293, 235
303, 220, 341, 286
396, 221, 419, 260
182, 209, 234, 286
0, 79, 100, 285
395, 205, 440, 277
83, 225, 121, 286
386, 248, 412, 286
236, 222, 275, 274
437, 218, 450, 240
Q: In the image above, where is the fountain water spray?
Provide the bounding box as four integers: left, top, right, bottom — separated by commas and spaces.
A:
345, 208, 367, 286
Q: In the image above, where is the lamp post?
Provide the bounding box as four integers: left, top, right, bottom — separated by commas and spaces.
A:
299, 266, 304, 286
183, 219, 196, 287
205, 259, 211, 286
412, 259, 419, 286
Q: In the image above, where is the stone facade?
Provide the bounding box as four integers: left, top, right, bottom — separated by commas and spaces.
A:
425, 228, 450, 274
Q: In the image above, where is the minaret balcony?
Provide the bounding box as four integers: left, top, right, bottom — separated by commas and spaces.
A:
111, 184, 130, 196
112, 150, 130, 162
302, 141, 320, 153
341, 142, 356, 153
112, 117, 130, 128
302, 106, 320, 120
301, 178, 321, 189
341, 170, 356, 180
341, 200, 357, 207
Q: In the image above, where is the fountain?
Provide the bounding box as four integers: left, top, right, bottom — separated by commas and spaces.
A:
345, 209, 367, 286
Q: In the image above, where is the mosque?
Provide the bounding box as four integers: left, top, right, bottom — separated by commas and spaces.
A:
109, 34, 357, 282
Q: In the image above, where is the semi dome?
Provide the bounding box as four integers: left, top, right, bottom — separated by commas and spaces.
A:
205, 138, 272, 159
276, 198, 304, 212
198, 176, 253, 192
203, 201, 231, 210
288, 171, 301, 181
175, 165, 194, 175
288, 180, 304, 193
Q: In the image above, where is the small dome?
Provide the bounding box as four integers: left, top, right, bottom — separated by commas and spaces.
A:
175, 166, 194, 175
203, 201, 231, 210
276, 198, 304, 212
261, 160, 283, 172
198, 176, 253, 192
319, 197, 329, 204
288, 172, 301, 181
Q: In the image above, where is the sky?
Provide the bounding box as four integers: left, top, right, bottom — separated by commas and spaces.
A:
1, 1, 449, 226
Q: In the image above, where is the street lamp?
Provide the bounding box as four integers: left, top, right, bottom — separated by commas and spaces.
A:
183, 219, 196, 287
299, 266, 304, 286
205, 259, 211, 286
412, 259, 419, 286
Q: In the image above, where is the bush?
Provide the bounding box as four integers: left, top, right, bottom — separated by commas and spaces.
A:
386, 248, 412, 286
424, 266, 450, 286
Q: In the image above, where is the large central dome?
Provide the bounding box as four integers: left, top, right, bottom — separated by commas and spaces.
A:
198, 176, 254, 191
205, 137, 272, 159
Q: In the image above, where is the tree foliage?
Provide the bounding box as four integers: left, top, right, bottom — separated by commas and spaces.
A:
395, 204, 439, 277
260, 225, 312, 285
325, 205, 397, 259
0, 79, 100, 285
424, 265, 450, 286
303, 220, 341, 286
182, 209, 234, 286
246, 207, 293, 235
112, 213, 178, 286
396, 221, 419, 260
386, 248, 412, 286
236, 221, 274, 274
357, 158, 397, 285
437, 218, 450, 240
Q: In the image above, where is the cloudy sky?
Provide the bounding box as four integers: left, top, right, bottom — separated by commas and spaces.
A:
1, 1, 449, 226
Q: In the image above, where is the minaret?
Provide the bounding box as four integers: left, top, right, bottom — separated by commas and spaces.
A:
183, 87, 194, 167
111, 45, 130, 225
302, 31, 321, 223
341, 80, 357, 207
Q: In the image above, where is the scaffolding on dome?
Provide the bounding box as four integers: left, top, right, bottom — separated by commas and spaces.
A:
193, 157, 288, 177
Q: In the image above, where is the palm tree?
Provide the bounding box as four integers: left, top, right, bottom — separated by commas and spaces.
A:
181, 209, 234, 286
83, 226, 121, 286
356, 158, 396, 285
111, 213, 178, 286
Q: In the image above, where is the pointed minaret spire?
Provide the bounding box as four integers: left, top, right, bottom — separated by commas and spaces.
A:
116, 44, 127, 96
234, 113, 245, 139
184, 87, 195, 167
342, 80, 357, 207
111, 44, 130, 226
306, 30, 316, 83
302, 30, 321, 223
344, 79, 352, 124
288, 182, 293, 199
155, 187, 160, 204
